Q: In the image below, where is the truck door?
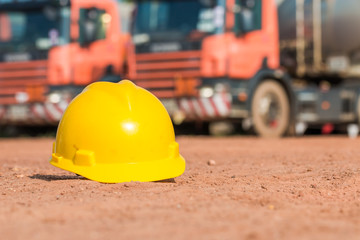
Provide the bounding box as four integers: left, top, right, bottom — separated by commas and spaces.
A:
228, 0, 279, 79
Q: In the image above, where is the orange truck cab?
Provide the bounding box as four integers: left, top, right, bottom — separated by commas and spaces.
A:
0, 0, 130, 125
132, 0, 294, 137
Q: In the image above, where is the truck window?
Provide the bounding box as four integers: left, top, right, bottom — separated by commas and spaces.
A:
79, 8, 110, 44
132, 0, 220, 44
0, 7, 70, 54
237, 0, 262, 33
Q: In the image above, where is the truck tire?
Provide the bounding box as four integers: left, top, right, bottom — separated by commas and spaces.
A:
251, 80, 290, 138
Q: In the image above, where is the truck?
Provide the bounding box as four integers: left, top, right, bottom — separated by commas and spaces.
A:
131, 0, 360, 137
0, 0, 131, 128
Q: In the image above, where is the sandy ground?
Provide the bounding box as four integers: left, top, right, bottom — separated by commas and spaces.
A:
0, 136, 360, 240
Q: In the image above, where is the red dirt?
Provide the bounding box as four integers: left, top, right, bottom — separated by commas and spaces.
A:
1, 136, 360, 240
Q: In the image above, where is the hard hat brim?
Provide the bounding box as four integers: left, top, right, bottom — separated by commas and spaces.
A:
50, 153, 185, 183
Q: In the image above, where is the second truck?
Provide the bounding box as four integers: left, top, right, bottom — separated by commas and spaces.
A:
131, 0, 360, 137
0, 0, 131, 127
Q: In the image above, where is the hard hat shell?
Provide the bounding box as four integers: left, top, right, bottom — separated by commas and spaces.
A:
50, 80, 185, 183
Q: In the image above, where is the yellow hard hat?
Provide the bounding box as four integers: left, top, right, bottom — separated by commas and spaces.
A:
50, 80, 185, 183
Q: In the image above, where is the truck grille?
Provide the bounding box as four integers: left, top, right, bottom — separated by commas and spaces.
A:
0, 60, 48, 105
134, 51, 201, 98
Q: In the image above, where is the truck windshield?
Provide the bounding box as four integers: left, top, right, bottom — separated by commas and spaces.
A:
0, 6, 70, 53
133, 0, 222, 44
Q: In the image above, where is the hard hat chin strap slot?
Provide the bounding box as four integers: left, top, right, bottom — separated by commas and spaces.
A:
73, 149, 96, 166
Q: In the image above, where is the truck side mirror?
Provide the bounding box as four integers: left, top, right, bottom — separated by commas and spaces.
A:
79, 8, 99, 47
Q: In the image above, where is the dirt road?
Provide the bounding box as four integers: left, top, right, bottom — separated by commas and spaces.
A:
1, 136, 360, 240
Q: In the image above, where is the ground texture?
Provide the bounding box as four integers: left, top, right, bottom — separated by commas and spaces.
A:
0, 136, 360, 240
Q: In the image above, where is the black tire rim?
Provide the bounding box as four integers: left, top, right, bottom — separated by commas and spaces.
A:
258, 93, 282, 129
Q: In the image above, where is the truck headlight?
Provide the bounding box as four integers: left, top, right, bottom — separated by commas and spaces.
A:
199, 86, 214, 98
48, 93, 62, 104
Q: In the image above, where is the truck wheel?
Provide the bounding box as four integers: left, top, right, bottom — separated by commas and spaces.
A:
251, 80, 290, 138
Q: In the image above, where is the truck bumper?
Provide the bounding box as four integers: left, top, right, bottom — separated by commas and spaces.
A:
0, 99, 70, 125
162, 93, 234, 123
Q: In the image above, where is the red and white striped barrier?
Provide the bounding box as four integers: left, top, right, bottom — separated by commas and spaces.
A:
31, 100, 69, 123
0, 99, 71, 124
177, 93, 232, 119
